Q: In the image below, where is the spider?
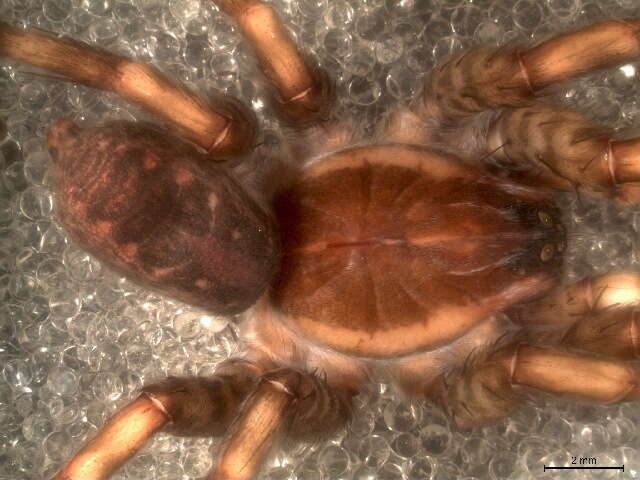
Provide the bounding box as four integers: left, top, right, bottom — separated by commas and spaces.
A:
3, 1, 640, 479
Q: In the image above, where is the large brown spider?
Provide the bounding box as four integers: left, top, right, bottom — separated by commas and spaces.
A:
4, 1, 640, 479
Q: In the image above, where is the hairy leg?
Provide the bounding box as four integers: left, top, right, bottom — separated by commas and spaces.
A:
485, 103, 640, 202
0, 22, 255, 158
416, 19, 640, 124
427, 343, 640, 428
53, 359, 353, 480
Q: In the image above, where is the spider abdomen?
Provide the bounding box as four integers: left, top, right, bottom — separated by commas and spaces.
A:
273, 145, 565, 357
48, 120, 279, 315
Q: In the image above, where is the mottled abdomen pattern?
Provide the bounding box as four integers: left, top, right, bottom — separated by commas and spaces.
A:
273, 146, 565, 357
48, 120, 279, 315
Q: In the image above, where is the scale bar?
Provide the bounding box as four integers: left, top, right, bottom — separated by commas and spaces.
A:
544, 465, 624, 471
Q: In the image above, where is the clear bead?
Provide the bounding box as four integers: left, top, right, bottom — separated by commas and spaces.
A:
355, 12, 387, 40
375, 35, 403, 64
512, 0, 543, 31
386, 64, 419, 101
19, 186, 52, 220
91, 371, 124, 402
408, 457, 434, 480
324, 1, 354, 28
43, 0, 72, 22
383, 400, 422, 432
3, 358, 33, 389
44, 430, 74, 463
23, 144, 50, 183
391, 432, 419, 458
319, 444, 349, 477
488, 450, 517, 480
48, 394, 80, 425
575, 423, 610, 452
82, 0, 113, 16
46, 366, 79, 396
22, 411, 53, 442
182, 444, 213, 478
348, 77, 382, 106
358, 434, 390, 469
420, 423, 451, 455
379, 461, 405, 480
352, 465, 379, 480
88, 341, 125, 371
321, 28, 353, 60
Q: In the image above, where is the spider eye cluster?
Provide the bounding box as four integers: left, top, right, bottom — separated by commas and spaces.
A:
538, 210, 554, 226
536, 210, 566, 261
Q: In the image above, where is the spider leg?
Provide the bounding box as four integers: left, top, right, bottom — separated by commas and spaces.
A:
484, 102, 640, 202
430, 273, 640, 428
52, 359, 262, 480
515, 272, 640, 325
0, 22, 255, 158
416, 19, 640, 124
408, 19, 640, 201
52, 360, 353, 480
516, 272, 640, 358
211, 368, 353, 480
211, 0, 333, 125
428, 343, 640, 428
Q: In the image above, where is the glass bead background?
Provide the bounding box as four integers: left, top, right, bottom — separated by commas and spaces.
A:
3, 0, 640, 479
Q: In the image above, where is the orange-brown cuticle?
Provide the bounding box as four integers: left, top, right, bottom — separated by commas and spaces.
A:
272, 146, 565, 357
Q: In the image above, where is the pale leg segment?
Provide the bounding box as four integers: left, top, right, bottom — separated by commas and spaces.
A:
211, 0, 333, 125
52, 361, 353, 480
52, 359, 262, 480
0, 22, 256, 158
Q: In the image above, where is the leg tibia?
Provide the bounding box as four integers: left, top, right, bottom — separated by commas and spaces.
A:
522, 19, 640, 91
0, 22, 255, 157
53, 359, 261, 480
212, 371, 296, 480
